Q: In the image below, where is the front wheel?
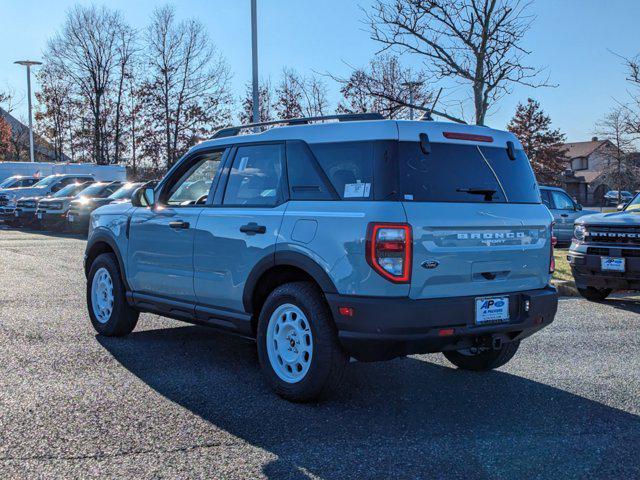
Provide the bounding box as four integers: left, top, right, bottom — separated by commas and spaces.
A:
577, 286, 611, 302
256, 282, 347, 402
87, 252, 139, 336
443, 340, 520, 371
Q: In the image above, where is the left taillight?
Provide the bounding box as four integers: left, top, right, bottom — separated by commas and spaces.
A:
366, 223, 412, 283
549, 222, 557, 274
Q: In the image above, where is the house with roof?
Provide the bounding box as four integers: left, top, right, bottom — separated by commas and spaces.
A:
0, 107, 70, 163
560, 137, 624, 205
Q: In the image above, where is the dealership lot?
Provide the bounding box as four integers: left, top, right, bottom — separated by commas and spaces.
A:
0, 227, 639, 479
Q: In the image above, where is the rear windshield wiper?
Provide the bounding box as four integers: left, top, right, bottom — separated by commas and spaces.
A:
456, 187, 497, 201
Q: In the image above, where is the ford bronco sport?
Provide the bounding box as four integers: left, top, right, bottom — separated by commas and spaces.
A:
84, 114, 558, 401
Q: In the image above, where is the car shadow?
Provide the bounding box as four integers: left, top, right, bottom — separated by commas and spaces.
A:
98, 325, 640, 479
0, 223, 87, 240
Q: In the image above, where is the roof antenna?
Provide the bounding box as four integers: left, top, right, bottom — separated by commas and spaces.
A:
421, 87, 442, 121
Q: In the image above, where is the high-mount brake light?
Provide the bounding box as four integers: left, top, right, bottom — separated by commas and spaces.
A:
443, 132, 494, 143
366, 223, 412, 283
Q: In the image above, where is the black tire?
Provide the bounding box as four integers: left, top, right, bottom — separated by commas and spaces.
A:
443, 340, 521, 371
256, 281, 348, 402
577, 286, 612, 302
87, 252, 139, 336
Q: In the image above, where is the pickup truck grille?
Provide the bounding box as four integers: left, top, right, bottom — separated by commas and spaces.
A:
586, 226, 640, 245
17, 200, 37, 209
587, 247, 640, 257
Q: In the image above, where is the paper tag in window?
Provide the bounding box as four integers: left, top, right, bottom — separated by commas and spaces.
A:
344, 182, 370, 198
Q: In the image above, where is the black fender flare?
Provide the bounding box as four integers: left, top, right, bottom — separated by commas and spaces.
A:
242, 250, 338, 313
84, 229, 130, 291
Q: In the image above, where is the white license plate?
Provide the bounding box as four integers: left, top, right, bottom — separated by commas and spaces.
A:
37, 212, 42, 219
601, 257, 625, 272
475, 296, 510, 325
14, 211, 19, 217
68, 214, 74, 222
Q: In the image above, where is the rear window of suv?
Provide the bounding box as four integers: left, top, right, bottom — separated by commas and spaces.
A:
398, 142, 540, 204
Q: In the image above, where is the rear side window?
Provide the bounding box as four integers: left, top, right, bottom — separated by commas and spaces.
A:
309, 142, 374, 200
398, 142, 540, 203
286, 141, 335, 200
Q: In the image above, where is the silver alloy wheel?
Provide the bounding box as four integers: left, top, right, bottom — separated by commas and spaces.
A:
266, 303, 313, 383
91, 267, 114, 324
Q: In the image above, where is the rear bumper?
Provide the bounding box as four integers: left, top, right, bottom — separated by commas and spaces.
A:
568, 249, 640, 290
325, 286, 558, 361
37, 210, 68, 227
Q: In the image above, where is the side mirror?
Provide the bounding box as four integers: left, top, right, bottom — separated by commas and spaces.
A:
617, 203, 627, 211
575, 203, 582, 211
132, 186, 155, 207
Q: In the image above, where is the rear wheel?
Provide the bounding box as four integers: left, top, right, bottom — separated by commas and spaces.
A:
87, 252, 139, 336
577, 286, 611, 302
443, 340, 520, 371
256, 281, 347, 402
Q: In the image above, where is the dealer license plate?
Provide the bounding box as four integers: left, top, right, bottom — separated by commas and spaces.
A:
601, 257, 625, 272
475, 296, 509, 325
37, 212, 42, 219
68, 214, 74, 222
14, 211, 19, 217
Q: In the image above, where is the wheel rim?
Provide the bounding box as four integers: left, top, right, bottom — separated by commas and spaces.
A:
266, 303, 313, 383
91, 267, 114, 324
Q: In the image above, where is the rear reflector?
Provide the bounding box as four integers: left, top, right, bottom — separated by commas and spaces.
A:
438, 328, 455, 337
338, 307, 354, 317
443, 132, 493, 143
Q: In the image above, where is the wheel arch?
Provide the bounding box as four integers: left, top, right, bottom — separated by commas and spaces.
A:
85, 231, 130, 291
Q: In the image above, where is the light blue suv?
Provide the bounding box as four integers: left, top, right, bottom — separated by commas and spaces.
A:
84, 114, 558, 401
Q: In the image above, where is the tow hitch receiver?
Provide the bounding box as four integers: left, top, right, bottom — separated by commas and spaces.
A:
492, 337, 503, 350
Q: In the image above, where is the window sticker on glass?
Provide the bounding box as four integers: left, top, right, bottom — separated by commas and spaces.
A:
344, 182, 370, 198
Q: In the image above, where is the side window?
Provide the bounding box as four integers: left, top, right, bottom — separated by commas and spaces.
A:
51, 178, 73, 192
309, 142, 374, 200
223, 144, 285, 207
541, 190, 552, 209
551, 190, 574, 210
286, 141, 334, 200
21, 179, 36, 187
165, 151, 224, 206
104, 184, 121, 196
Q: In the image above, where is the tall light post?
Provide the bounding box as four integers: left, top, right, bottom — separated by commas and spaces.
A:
251, 0, 259, 128
400, 80, 423, 120
14, 60, 42, 163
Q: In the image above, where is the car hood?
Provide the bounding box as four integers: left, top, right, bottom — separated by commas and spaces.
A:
0, 186, 48, 198
93, 201, 134, 216
39, 197, 74, 207
576, 210, 640, 226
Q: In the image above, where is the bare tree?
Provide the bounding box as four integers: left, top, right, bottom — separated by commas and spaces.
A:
47, 5, 127, 164
334, 55, 432, 118
240, 80, 274, 124
366, 0, 550, 125
144, 5, 231, 169
275, 69, 329, 119
35, 63, 73, 161
113, 25, 137, 164
622, 54, 640, 140
596, 108, 638, 201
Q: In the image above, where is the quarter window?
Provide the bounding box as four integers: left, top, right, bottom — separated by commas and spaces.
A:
286, 141, 334, 200
223, 144, 285, 206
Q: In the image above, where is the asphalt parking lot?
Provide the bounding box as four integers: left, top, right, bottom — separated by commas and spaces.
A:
0, 227, 639, 479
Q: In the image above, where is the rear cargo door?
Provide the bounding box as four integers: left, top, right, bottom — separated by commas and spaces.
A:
397, 124, 553, 300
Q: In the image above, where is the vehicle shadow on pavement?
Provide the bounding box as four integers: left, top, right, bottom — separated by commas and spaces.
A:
98, 325, 640, 480
0, 224, 87, 240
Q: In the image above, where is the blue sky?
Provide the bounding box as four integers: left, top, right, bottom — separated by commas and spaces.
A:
1, 0, 639, 141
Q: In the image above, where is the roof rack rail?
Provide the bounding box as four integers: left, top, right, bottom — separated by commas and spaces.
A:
211, 112, 385, 139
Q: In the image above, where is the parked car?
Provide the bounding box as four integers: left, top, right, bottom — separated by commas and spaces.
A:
84, 114, 558, 402
66, 181, 124, 232
0, 176, 43, 221
539, 186, 598, 246
604, 190, 633, 206
569, 192, 640, 301
0, 175, 39, 189
35, 181, 96, 231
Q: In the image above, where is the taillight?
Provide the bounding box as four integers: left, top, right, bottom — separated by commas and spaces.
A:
549, 222, 557, 274
366, 223, 412, 283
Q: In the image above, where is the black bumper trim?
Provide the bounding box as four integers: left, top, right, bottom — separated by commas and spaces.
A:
569, 250, 640, 290
326, 286, 558, 361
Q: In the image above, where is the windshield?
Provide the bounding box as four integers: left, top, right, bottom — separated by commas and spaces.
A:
398, 142, 540, 203
33, 176, 60, 188
108, 183, 141, 200
53, 183, 87, 198
624, 193, 640, 212
77, 183, 108, 197
0, 176, 18, 188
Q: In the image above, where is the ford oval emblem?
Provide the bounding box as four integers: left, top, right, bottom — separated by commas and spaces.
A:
421, 260, 439, 269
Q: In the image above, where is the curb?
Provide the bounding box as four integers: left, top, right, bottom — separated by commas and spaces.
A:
552, 280, 579, 297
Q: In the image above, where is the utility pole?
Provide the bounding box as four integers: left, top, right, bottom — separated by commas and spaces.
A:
14, 60, 42, 162
251, 0, 259, 128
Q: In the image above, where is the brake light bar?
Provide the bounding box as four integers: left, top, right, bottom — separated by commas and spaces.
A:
443, 132, 494, 143
366, 223, 412, 283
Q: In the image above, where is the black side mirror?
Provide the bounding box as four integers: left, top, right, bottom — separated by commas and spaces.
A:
506, 141, 516, 161
131, 186, 155, 207
419, 133, 431, 155
575, 203, 582, 211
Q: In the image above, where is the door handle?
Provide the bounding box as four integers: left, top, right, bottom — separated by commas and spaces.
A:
169, 220, 190, 229
240, 222, 266, 235
560, 214, 569, 217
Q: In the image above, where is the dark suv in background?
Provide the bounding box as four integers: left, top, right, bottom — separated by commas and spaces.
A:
67, 181, 124, 231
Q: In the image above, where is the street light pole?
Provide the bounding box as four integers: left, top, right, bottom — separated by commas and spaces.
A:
400, 80, 424, 121
14, 60, 42, 163
251, 0, 259, 128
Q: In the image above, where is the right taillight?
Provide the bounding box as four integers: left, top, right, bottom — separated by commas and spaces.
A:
366, 223, 412, 283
